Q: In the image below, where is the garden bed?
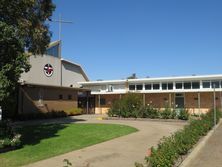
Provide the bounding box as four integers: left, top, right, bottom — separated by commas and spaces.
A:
104, 117, 188, 123
108, 93, 189, 120
0, 120, 21, 152
135, 110, 222, 167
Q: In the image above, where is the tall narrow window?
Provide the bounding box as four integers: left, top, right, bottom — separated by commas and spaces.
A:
100, 98, 106, 105
153, 83, 160, 90
68, 95, 72, 100
212, 81, 220, 88
184, 82, 191, 89
145, 84, 152, 90
203, 81, 211, 88
129, 85, 136, 90
136, 84, 143, 90
108, 85, 113, 92
192, 82, 200, 89
168, 83, 173, 90
162, 83, 167, 90
176, 82, 183, 89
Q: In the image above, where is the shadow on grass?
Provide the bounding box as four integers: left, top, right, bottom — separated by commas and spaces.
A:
15, 117, 86, 147
17, 124, 67, 146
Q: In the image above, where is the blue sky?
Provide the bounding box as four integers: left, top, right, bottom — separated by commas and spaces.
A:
50, 0, 222, 80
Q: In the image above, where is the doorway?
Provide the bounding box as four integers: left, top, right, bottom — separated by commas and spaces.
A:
175, 93, 184, 108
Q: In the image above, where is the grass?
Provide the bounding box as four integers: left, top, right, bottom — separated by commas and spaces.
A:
0, 123, 137, 167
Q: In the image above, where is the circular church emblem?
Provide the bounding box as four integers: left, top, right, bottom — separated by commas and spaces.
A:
44, 64, 54, 77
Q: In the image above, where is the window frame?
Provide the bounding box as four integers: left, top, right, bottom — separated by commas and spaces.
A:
145, 84, 152, 90
176, 82, 183, 89
153, 83, 160, 90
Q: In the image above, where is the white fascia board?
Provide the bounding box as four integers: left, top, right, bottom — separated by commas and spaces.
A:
79, 74, 222, 86
91, 88, 222, 95
91, 91, 127, 95
128, 74, 222, 83
79, 79, 126, 85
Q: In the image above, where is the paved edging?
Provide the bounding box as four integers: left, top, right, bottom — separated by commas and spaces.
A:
180, 119, 222, 167
103, 117, 188, 123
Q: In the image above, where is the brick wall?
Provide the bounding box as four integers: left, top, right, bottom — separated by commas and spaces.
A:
19, 85, 79, 114
93, 92, 222, 114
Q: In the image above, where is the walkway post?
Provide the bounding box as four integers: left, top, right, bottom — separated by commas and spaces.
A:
143, 94, 146, 106
198, 92, 201, 117
98, 94, 101, 114
86, 92, 89, 114
213, 84, 216, 129
220, 91, 222, 111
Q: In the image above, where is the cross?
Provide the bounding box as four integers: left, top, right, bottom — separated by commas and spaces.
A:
48, 14, 73, 40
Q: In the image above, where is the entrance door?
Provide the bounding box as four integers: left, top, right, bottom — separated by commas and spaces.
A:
78, 96, 95, 114
175, 93, 184, 108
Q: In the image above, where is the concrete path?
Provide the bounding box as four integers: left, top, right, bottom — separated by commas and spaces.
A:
24, 115, 185, 167
186, 122, 222, 167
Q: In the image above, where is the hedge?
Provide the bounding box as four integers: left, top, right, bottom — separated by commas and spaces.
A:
136, 110, 221, 167
17, 108, 83, 121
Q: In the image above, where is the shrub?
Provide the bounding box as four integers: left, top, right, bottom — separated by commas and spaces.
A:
0, 120, 21, 149
142, 110, 222, 167
160, 107, 176, 119
178, 109, 189, 120
142, 105, 159, 119
108, 100, 122, 117
17, 110, 67, 121
108, 93, 142, 118
64, 108, 83, 116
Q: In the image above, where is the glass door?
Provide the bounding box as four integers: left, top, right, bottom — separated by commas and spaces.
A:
175, 93, 184, 108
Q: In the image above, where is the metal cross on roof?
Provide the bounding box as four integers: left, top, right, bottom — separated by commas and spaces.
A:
48, 14, 73, 40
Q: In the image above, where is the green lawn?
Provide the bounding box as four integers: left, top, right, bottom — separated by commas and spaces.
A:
0, 123, 137, 167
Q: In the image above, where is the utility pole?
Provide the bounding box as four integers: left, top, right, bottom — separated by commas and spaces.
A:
48, 14, 73, 40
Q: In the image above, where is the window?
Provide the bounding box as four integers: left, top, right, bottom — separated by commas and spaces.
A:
162, 83, 167, 90
176, 82, 183, 89
168, 83, 173, 90
153, 83, 160, 90
212, 81, 220, 88
203, 81, 211, 88
108, 85, 113, 92
129, 85, 136, 90
68, 95, 72, 100
184, 82, 191, 89
175, 93, 184, 97
136, 84, 143, 90
100, 98, 106, 105
192, 82, 200, 89
59, 94, 63, 99
145, 84, 152, 90
45, 44, 60, 57
162, 83, 173, 90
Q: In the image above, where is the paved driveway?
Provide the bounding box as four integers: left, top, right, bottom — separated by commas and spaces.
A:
185, 122, 222, 167
25, 115, 185, 167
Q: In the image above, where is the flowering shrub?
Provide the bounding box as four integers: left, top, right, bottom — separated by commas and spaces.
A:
141, 105, 159, 119
108, 93, 142, 118
108, 94, 189, 120
0, 120, 21, 149
140, 110, 221, 167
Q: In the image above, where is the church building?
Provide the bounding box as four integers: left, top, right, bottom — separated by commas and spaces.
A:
18, 41, 91, 114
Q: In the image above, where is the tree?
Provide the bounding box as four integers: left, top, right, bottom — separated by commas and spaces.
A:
127, 73, 137, 79
0, 0, 55, 118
